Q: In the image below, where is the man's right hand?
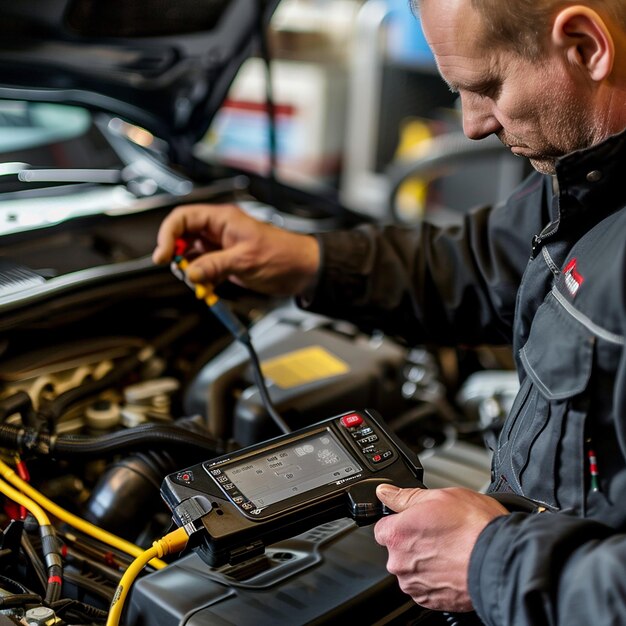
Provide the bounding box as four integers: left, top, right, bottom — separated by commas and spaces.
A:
152, 203, 321, 296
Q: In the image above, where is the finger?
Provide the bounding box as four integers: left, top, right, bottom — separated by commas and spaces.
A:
373, 514, 396, 547
185, 248, 241, 286
376, 484, 428, 513
152, 239, 176, 266
152, 204, 232, 264
152, 208, 194, 264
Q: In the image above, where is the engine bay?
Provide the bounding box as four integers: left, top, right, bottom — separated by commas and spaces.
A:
0, 185, 514, 625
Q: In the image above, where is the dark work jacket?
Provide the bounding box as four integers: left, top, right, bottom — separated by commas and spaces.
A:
299, 128, 626, 626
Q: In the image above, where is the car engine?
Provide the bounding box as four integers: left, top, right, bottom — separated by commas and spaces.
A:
0, 183, 510, 625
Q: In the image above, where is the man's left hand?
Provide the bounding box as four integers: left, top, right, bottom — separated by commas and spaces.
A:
374, 484, 509, 612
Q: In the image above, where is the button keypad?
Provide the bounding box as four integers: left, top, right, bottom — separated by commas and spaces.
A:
338, 412, 394, 469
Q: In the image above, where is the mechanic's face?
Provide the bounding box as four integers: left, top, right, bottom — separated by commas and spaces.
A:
420, 0, 599, 174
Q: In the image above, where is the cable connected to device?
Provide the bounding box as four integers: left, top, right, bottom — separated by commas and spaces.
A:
106, 526, 189, 626
171, 239, 291, 435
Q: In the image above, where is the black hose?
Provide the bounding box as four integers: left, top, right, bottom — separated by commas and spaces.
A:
84, 449, 182, 539
40, 526, 63, 605
0, 572, 36, 596
20, 535, 47, 593
0, 422, 220, 458
44, 563, 62, 604
0, 392, 33, 424
0, 593, 42, 608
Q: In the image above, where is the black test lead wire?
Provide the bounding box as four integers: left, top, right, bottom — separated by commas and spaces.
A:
171, 239, 291, 435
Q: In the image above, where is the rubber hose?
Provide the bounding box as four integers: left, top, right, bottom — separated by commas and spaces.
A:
0, 422, 220, 458
0, 392, 33, 424
83, 450, 179, 539
0, 573, 35, 596
0, 593, 43, 608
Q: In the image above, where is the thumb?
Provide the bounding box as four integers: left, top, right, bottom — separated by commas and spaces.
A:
376, 483, 427, 513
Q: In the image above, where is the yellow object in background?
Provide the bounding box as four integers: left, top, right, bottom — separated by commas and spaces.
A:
261, 346, 349, 389
394, 118, 434, 222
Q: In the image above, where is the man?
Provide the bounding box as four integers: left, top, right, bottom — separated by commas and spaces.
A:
152, 1, 626, 623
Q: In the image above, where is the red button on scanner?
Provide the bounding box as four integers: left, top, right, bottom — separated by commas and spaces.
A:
340, 413, 364, 429
177, 471, 194, 484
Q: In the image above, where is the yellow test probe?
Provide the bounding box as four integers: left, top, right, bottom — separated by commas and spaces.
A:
106, 526, 189, 626
171, 249, 249, 342
0, 458, 167, 570
171, 240, 291, 434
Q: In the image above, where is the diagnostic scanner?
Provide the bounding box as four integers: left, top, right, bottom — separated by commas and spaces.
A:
161, 409, 424, 567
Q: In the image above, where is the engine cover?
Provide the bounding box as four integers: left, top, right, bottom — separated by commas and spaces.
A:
185, 305, 412, 446
127, 519, 426, 626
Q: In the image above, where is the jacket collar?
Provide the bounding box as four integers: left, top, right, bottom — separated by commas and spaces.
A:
554, 126, 626, 221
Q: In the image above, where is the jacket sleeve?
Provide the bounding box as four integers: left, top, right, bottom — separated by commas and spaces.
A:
298, 173, 550, 346
469, 511, 626, 626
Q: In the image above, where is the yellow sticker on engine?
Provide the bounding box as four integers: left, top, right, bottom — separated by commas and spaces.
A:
261, 346, 349, 389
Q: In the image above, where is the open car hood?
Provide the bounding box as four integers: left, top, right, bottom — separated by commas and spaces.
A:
0, 0, 280, 164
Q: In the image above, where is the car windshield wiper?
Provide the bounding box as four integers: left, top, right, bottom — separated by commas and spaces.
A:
0, 161, 193, 197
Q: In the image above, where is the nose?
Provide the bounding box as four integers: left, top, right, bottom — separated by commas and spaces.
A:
460, 94, 502, 140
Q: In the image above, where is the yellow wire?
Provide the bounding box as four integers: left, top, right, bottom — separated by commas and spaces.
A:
0, 476, 50, 527
107, 526, 189, 626
0, 458, 167, 569
107, 546, 157, 626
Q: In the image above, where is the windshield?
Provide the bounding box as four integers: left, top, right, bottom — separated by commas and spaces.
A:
0, 100, 91, 152
0, 101, 124, 189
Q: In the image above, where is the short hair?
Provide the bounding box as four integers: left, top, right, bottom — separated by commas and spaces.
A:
410, 0, 626, 59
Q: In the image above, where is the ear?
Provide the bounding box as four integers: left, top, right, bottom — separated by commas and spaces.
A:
552, 6, 615, 81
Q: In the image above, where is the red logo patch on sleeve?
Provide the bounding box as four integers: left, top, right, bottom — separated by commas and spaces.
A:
563, 258, 584, 296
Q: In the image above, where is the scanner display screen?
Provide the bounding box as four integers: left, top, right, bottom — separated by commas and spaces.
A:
218, 430, 362, 509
